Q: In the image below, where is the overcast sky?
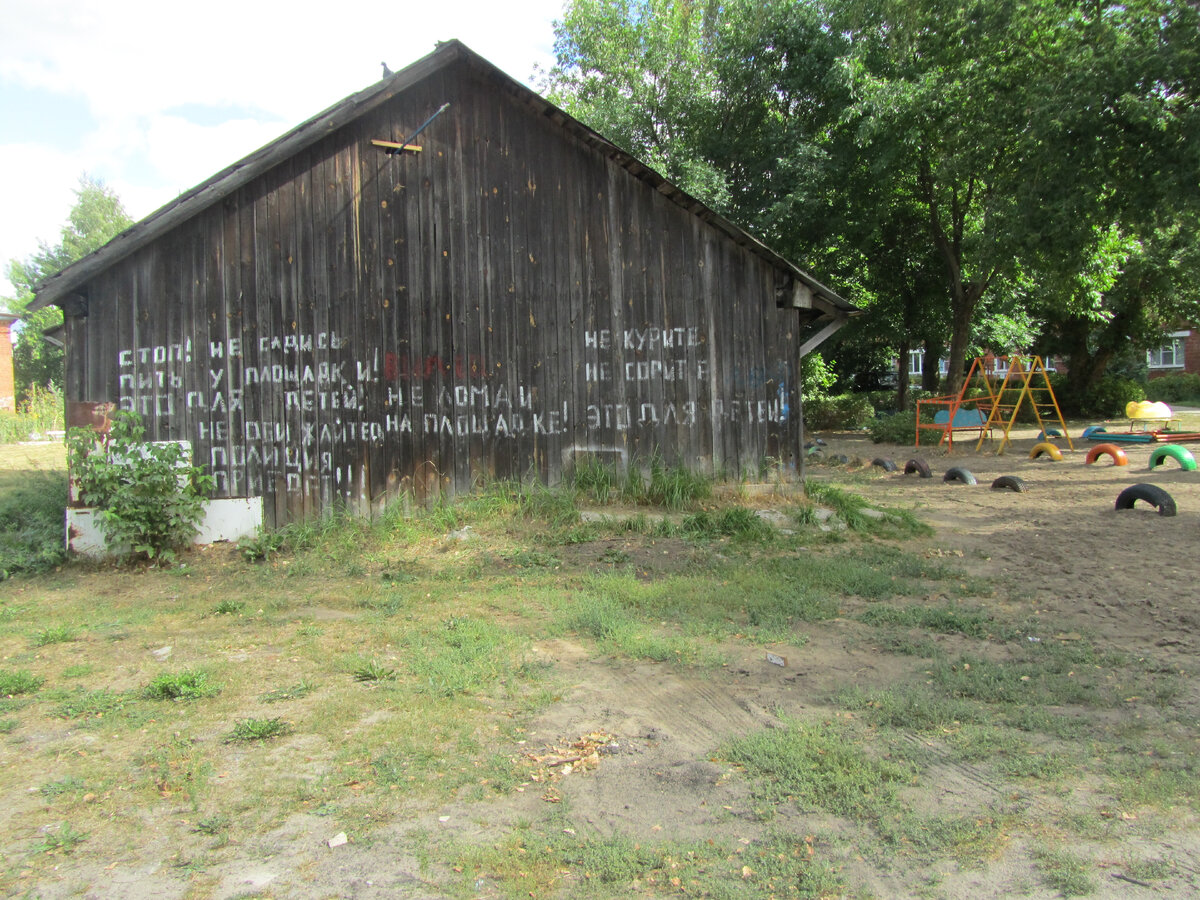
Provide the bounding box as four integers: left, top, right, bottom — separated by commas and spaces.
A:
0, 0, 563, 301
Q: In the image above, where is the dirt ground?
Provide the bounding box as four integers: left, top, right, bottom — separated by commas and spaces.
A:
11, 427, 1200, 898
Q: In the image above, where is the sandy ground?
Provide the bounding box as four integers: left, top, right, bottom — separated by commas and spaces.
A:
13, 427, 1200, 898
192, 428, 1198, 899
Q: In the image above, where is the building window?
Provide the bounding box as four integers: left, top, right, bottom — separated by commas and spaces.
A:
1148, 332, 1189, 370
907, 350, 949, 378
908, 350, 923, 376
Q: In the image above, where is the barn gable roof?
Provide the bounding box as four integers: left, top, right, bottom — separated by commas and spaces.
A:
33, 40, 854, 322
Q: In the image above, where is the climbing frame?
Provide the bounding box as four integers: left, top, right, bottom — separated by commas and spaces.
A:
975, 355, 1072, 452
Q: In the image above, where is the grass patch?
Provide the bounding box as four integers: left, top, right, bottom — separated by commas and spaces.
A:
143, 669, 221, 701
0, 468, 68, 579
0, 668, 44, 696
928, 640, 1122, 709
259, 679, 317, 703
350, 658, 398, 683
141, 736, 211, 805
856, 603, 1005, 639
679, 507, 776, 543
39, 776, 90, 799
51, 687, 129, 720
226, 717, 293, 743
31, 624, 77, 646
34, 822, 88, 855
211, 599, 245, 615
1033, 846, 1097, 896
403, 616, 530, 696
721, 718, 912, 822
447, 821, 846, 899
837, 685, 985, 731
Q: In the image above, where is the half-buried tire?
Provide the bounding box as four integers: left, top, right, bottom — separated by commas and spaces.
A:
872, 457, 897, 472
1030, 442, 1064, 461
943, 467, 978, 485
1114, 483, 1177, 517
904, 458, 932, 478
990, 475, 1028, 493
1085, 443, 1128, 466
1148, 444, 1198, 472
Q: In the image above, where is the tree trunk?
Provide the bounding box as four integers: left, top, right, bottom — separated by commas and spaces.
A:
896, 338, 912, 410
945, 283, 983, 398
921, 336, 942, 393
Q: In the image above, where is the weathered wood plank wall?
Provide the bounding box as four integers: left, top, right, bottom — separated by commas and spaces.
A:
66, 58, 803, 527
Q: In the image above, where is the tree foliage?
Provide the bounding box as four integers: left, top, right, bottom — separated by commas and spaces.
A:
3, 175, 132, 401
548, 0, 1200, 401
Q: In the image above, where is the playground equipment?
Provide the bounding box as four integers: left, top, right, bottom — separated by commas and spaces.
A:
943, 467, 978, 485
904, 458, 932, 478
1126, 400, 1175, 431
1148, 444, 1198, 471
990, 475, 1028, 492
872, 457, 897, 472
1085, 444, 1129, 466
1080, 402, 1200, 444
915, 355, 1071, 452
1115, 484, 1177, 517
1030, 442, 1064, 461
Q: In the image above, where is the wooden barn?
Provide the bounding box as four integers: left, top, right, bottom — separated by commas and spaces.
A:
34, 41, 855, 531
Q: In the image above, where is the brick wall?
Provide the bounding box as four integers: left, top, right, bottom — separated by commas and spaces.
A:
1184, 330, 1200, 377
1147, 328, 1199, 379
0, 317, 15, 412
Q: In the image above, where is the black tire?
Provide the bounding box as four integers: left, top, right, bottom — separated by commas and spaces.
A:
943, 467, 978, 485
990, 475, 1028, 493
904, 458, 932, 478
872, 457, 897, 472
1114, 483, 1177, 517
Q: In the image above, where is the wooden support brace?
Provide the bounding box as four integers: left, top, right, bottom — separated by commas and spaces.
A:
371, 139, 423, 153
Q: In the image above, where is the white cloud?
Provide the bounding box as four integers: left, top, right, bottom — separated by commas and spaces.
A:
0, 143, 79, 300
0, 0, 563, 300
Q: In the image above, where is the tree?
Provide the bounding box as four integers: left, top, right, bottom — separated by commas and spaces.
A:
546, 0, 731, 204
3, 175, 133, 401
549, 0, 1200, 401
1036, 218, 1200, 398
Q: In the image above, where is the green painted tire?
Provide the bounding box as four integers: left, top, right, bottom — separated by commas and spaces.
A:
1148, 444, 1197, 471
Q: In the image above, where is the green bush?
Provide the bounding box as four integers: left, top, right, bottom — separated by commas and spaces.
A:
867, 410, 917, 444
804, 393, 875, 430
0, 386, 64, 444
0, 470, 67, 578
1051, 374, 1145, 418
67, 411, 214, 562
1145, 373, 1200, 405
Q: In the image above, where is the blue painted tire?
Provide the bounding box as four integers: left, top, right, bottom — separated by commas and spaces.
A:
1081, 426, 1108, 440
1037, 428, 1063, 440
